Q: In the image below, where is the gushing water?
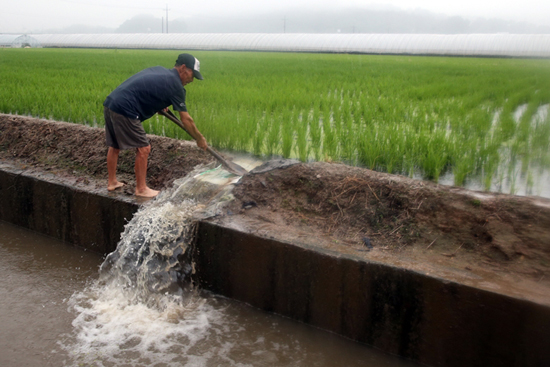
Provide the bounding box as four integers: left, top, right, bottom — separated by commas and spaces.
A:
61, 163, 240, 366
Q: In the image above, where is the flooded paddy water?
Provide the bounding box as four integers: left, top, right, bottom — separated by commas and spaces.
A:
0, 162, 418, 367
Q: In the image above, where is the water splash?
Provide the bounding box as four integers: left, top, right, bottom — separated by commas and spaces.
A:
60, 163, 239, 366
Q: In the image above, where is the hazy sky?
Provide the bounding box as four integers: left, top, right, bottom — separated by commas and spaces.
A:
1, 0, 549, 33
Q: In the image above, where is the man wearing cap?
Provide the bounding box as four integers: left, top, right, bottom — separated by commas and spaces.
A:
103, 53, 207, 197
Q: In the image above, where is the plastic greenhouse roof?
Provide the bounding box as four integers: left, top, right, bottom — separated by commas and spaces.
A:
0, 34, 22, 44
30, 33, 550, 57
0, 34, 41, 47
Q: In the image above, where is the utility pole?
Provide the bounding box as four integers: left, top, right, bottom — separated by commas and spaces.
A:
166, 4, 169, 34
162, 17, 164, 33
283, 16, 286, 33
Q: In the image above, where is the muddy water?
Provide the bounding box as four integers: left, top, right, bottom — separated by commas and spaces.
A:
0, 162, 419, 367
0, 221, 418, 367
0, 220, 103, 367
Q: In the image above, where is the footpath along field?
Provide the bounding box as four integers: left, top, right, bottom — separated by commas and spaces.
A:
1, 48, 549, 195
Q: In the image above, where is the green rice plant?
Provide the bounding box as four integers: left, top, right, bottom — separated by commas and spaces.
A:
295, 110, 309, 162
1, 48, 549, 195
336, 97, 355, 164
322, 106, 338, 161
281, 108, 294, 158
252, 110, 267, 156
309, 102, 322, 161
453, 153, 475, 187
234, 106, 252, 152
265, 110, 281, 157
357, 122, 381, 170
482, 151, 501, 190
530, 106, 550, 167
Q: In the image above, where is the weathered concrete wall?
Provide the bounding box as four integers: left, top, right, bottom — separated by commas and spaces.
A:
1, 164, 549, 367
192, 221, 550, 367
0, 165, 139, 253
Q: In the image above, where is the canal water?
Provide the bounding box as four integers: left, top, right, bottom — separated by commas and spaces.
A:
0, 163, 418, 367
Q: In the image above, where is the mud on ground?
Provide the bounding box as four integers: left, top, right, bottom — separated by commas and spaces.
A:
1, 114, 549, 303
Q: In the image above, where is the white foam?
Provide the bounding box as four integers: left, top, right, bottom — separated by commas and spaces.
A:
63, 281, 223, 367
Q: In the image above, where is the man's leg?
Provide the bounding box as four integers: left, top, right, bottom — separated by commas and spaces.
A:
135, 145, 159, 197
107, 147, 124, 191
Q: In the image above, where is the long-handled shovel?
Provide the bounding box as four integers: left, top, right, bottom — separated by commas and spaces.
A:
158, 109, 248, 176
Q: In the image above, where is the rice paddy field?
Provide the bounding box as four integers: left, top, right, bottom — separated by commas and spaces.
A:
1, 48, 549, 196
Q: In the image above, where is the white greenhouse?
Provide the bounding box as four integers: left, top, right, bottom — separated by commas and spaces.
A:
0, 34, 42, 48
30, 33, 550, 58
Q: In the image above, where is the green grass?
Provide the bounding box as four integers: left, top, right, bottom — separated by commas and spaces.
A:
1, 48, 549, 194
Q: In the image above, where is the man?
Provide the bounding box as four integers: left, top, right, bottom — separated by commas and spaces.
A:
103, 53, 207, 197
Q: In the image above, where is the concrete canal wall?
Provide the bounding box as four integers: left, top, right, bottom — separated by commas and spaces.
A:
0, 163, 138, 254
1, 163, 549, 367
193, 221, 550, 367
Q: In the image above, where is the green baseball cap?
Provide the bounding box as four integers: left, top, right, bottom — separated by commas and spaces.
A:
175, 53, 203, 80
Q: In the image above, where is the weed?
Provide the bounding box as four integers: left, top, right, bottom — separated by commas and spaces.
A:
471, 199, 482, 207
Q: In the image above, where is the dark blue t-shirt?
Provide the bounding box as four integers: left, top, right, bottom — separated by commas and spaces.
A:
104, 66, 187, 121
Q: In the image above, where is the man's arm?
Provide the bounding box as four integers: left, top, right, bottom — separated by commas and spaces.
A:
179, 111, 207, 150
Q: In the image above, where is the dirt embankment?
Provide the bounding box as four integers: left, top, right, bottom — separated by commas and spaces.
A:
0, 114, 210, 194
1, 114, 549, 301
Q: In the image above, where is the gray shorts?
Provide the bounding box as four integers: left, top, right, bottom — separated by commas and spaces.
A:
104, 106, 149, 150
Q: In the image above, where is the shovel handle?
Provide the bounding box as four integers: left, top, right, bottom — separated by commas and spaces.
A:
159, 109, 190, 135
158, 109, 248, 176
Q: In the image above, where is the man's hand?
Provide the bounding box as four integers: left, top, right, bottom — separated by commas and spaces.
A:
196, 135, 208, 151
179, 111, 208, 151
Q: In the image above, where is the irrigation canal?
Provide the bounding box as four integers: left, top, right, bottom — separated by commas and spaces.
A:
0, 163, 419, 367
